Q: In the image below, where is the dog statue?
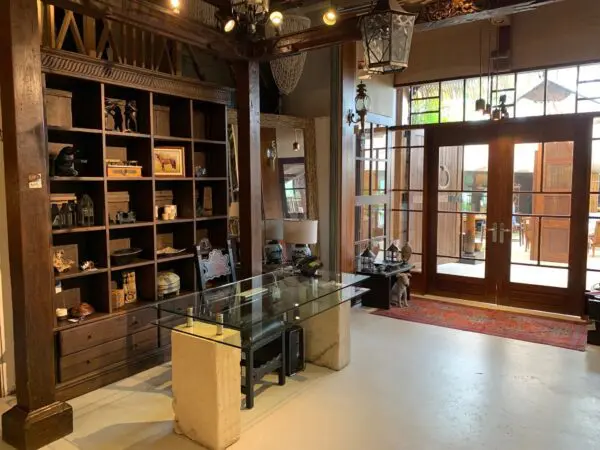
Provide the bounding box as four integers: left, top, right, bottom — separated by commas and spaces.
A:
391, 272, 411, 308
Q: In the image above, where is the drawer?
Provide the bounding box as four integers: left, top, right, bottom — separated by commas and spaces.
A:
59, 307, 157, 356
59, 328, 158, 382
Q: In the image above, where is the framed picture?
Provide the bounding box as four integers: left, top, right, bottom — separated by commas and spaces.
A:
154, 146, 185, 177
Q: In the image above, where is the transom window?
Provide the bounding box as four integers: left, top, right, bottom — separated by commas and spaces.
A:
400, 62, 600, 126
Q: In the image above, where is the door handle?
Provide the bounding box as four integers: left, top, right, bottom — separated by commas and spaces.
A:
487, 222, 498, 243
499, 223, 512, 244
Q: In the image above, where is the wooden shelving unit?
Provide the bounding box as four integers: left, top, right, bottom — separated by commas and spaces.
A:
45, 72, 229, 397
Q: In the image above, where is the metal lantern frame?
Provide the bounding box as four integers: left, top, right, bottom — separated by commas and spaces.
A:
360, 246, 376, 270
359, 0, 416, 75
386, 243, 400, 263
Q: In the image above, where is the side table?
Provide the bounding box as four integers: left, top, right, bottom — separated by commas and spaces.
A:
356, 264, 414, 310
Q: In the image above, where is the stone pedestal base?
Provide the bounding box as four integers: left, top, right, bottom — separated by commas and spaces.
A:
171, 327, 241, 450
2, 401, 73, 450
303, 301, 350, 370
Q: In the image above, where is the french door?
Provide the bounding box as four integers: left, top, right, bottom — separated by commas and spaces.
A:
427, 115, 591, 315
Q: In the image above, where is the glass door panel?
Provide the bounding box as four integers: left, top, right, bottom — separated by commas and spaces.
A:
436, 145, 489, 278
509, 141, 573, 289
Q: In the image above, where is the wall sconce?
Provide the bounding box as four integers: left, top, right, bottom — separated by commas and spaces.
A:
265, 140, 277, 169
293, 129, 301, 152
170, 0, 181, 14
347, 81, 370, 130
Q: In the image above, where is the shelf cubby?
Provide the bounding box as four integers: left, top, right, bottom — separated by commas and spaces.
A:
107, 180, 154, 223
196, 219, 228, 250
105, 134, 153, 178
195, 179, 228, 217
192, 100, 226, 141
109, 226, 155, 264
152, 94, 191, 139
45, 74, 103, 130
54, 272, 110, 317
157, 257, 196, 297
155, 180, 194, 220
50, 180, 106, 227
193, 142, 228, 178
104, 84, 151, 135
110, 264, 156, 311
53, 229, 108, 270
48, 131, 104, 178
157, 221, 195, 254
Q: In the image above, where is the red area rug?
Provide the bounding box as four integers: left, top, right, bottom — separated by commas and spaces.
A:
372, 296, 587, 351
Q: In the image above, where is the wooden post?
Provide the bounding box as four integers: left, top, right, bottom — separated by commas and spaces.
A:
235, 61, 262, 278
0, 0, 73, 448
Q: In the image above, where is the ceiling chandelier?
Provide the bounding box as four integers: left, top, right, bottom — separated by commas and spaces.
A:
216, 0, 283, 39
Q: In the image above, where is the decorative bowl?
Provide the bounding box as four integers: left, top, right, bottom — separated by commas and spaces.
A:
111, 248, 143, 266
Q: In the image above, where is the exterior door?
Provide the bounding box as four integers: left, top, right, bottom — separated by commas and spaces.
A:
427, 115, 590, 315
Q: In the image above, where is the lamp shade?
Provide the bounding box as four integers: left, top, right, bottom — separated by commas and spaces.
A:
264, 219, 284, 241
284, 219, 318, 244
228, 202, 239, 218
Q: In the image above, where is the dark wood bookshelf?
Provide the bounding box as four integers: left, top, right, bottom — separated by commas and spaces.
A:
44, 72, 229, 395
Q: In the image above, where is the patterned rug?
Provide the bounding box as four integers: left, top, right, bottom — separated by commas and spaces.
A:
372, 296, 588, 351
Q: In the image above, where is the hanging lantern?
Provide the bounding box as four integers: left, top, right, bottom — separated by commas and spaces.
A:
346, 82, 371, 130
360, 246, 376, 271
359, 0, 416, 74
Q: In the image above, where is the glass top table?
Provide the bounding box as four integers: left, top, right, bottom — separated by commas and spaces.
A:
153, 271, 369, 348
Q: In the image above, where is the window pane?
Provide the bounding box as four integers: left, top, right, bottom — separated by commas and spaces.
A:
579, 63, 600, 82
356, 159, 370, 195
411, 82, 439, 99
539, 217, 570, 266
493, 74, 515, 90
586, 271, 600, 290
465, 76, 490, 122
546, 67, 577, 115
441, 79, 464, 123
371, 160, 387, 195
543, 141, 573, 192
356, 205, 369, 241
370, 204, 386, 238
514, 143, 542, 192
410, 147, 424, 190
409, 129, 425, 147
411, 112, 439, 125
577, 100, 600, 113
511, 216, 539, 265
437, 257, 485, 278
438, 192, 487, 213
510, 265, 568, 288
516, 70, 545, 117
589, 220, 600, 270
462, 145, 489, 191
411, 98, 439, 113
390, 211, 422, 253
392, 148, 408, 191
514, 194, 571, 216
594, 117, 600, 139
577, 81, 600, 100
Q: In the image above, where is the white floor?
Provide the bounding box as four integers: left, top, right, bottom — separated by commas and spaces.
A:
3, 307, 600, 450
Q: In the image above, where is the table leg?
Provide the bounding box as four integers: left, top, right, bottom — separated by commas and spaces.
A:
171, 330, 241, 450
302, 302, 350, 371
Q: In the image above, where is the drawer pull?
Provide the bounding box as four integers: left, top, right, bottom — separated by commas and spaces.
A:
86, 360, 91, 364
87, 335, 92, 340
131, 320, 139, 326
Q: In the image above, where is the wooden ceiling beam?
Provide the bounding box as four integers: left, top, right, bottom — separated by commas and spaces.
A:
43, 0, 245, 59
253, 0, 565, 59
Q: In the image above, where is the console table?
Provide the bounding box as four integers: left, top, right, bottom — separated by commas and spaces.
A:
154, 271, 368, 450
356, 263, 414, 310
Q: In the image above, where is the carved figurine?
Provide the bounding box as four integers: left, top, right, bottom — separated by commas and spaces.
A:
80, 260, 96, 272
53, 250, 74, 273
115, 211, 136, 224
69, 302, 95, 318
77, 194, 95, 227
125, 100, 138, 132
105, 99, 123, 132
55, 146, 78, 176
401, 242, 412, 264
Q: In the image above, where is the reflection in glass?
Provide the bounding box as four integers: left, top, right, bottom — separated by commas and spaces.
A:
591, 140, 600, 192
437, 213, 487, 261
438, 192, 487, 213
356, 159, 370, 195
515, 70, 545, 117
543, 141, 573, 192
538, 217, 570, 266
356, 205, 369, 242
546, 67, 577, 115
410, 147, 424, 190
513, 194, 571, 216
514, 143, 541, 192
465, 77, 490, 122
282, 162, 307, 218
371, 160, 387, 195
510, 265, 568, 288
391, 211, 422, 253
462, 145, 489, 191
370, 205, 386, 238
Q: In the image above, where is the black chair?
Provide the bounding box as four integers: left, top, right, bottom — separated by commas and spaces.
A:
195, 245, 286, 409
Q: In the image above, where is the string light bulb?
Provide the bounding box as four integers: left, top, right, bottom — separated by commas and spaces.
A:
170, 0, 181, 14
224, 18, 236, 32
269, 11, 283, 26
323, 8, 337, 26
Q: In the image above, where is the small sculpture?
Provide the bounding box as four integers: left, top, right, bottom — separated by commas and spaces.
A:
69, 302, 95, 318
55, 146, 78, 176
401, 242, 413, 264
80, 260, 96, 272
125, 100, 138, 132
122, 271, 137, 303
391, 273, 411, 308
115, 211, 136, 224
53, 250, 74, 273
105, 99, 123, 132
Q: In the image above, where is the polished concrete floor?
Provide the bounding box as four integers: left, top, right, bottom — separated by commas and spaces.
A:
3, 307, 600, 450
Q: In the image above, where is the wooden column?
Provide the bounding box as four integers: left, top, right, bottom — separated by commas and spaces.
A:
235, 61, 262, 277
0, 0, 73, 448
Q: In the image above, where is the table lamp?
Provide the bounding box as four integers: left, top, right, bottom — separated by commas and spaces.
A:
284, 219, 318, 263
264, 219, 284, 264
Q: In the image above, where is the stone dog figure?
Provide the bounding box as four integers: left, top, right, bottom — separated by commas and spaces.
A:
390, 272, 411, 308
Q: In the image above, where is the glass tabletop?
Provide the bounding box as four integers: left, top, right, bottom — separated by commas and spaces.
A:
156, 271, 368, 328
154, 284, 370, 349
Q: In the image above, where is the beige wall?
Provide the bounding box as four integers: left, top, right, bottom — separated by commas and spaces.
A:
0, 105, 16, 396
357, 42, 397, 121
395, 0, 600, 85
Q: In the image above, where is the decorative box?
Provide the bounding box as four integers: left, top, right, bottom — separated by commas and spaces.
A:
154, 105, 170, 136
106, 165, 143, 178
44, 89, 72, 128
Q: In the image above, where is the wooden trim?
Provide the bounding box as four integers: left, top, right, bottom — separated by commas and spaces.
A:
40, 48, 234, 105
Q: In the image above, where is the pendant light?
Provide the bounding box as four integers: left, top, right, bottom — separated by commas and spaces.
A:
475, 24, 486, 113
